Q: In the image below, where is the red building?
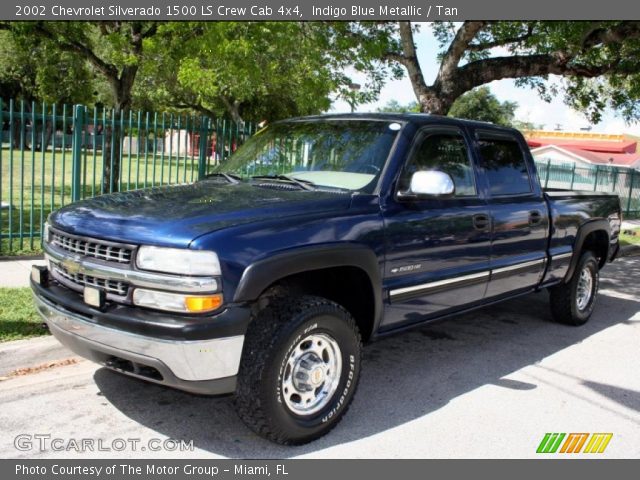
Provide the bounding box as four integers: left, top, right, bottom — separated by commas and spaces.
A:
525, 131, 640, 169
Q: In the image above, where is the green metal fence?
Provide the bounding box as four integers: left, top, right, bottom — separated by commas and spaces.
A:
2, 98, 639, 256
535, 159, 640, 218
0, 99, 256, 255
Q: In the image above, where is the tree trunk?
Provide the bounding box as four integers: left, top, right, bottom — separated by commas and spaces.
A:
11, 119, 21, 149
102, 67, 136, 194
392, 22, 457, 116
23, 102, 32, 150
411, 85, 456, 116
221, 96, 244, 123
34, 120, 51, 152
102, 122, 118, 193
42, 120, 54, 153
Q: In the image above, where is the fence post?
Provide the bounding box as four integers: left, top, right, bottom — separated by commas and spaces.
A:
627, 169, 635, 217
544, 159, 551, 188
197, 116, 209, 181
570, 163, 576, 190
71, 105, 84, 202
593, 165, 600, 191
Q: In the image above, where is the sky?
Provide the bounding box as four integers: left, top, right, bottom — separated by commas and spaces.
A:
331, 23, 640, 136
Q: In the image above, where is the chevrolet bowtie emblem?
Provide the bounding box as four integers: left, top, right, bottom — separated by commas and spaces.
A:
61, 257, 82, 275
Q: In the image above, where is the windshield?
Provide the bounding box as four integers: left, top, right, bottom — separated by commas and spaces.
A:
210, 120, 401, 192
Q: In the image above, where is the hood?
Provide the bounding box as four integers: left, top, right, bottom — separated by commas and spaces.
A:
49, 181, 352, 248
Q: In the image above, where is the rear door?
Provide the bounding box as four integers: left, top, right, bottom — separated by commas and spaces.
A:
474, 129, 549, 298
381, 126, 492, 329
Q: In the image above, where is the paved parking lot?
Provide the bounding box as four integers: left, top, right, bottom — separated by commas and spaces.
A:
1, 256, 639, 458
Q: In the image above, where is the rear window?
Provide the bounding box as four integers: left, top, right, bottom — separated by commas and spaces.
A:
478, 137, 532, 196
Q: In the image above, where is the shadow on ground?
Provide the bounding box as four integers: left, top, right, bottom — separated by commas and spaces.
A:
94, 256, 640, 458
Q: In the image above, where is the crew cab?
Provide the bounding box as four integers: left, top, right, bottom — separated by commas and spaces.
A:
31, 114, 621, 444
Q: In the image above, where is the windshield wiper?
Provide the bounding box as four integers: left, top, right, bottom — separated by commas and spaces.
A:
204, 172, 242, 184
250, 174, 316, 191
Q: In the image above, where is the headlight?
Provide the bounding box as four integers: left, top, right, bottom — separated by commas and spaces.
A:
136, 246, 221, 276
133, 288, 223, 313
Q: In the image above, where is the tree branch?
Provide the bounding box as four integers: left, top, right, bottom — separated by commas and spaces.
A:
396, 21, 432, 104
28, 23, 119, 80
142, 22, 159, 39
582, 21, 640, 49
438, 21, 486, 78
173, 102, 217, 118
466, 25, 534, 52
455, 53, 630, 97
383, 52, 409, 67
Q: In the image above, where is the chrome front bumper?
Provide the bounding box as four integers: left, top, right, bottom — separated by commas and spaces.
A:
33, 292, 244, 395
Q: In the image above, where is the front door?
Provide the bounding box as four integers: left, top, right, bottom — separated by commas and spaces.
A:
381, 126, 492, 330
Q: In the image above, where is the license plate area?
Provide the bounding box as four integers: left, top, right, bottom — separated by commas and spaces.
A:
84, 286, 105, 308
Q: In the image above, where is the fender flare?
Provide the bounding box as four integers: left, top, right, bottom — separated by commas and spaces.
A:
233, 244, 383, 330
564, 219, 611, 282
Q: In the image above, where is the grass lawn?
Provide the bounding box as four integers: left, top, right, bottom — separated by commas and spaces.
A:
620, 228, 640, 247
1, 145, 200, 255
0, 287, 49, 342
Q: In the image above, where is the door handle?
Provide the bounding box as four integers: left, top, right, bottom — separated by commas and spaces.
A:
473, 214, 490, 231
528, 210, 543, 226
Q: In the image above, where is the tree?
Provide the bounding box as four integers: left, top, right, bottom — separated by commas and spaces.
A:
343, 22, 640, 122
0, 21, 160, 191
0, 37, 94, 106
137, 22, 388, 123
447, 87, 517, 126
376, 100, 420, 113
0, 30, 96, 149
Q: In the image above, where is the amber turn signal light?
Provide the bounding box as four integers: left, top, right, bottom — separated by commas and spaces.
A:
185, 294, 224, 313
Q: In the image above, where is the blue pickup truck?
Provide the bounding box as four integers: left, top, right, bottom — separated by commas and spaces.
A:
31, 114, 621, 444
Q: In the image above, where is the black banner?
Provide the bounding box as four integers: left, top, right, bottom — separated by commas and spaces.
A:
3, 0, 640, 21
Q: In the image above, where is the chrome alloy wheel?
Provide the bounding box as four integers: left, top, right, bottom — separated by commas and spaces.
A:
576, 266, 594, 311
281, 333, 342, 416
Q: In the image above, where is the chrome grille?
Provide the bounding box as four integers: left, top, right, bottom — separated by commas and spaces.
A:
52, 263, 130, 297
51, 230, 133, 264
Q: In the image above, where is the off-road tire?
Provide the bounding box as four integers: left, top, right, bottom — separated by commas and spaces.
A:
234, 295, 362, 445
549, 251, 599, 326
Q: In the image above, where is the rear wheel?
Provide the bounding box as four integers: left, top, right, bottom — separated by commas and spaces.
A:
234, 295, 362, 445
549, 251, 599, 326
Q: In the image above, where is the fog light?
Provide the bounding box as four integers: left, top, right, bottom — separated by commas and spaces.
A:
31, 265, 48, 286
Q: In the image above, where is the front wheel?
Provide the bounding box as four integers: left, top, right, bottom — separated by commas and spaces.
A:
234, 295, 362, 445
549, 251, 599, 326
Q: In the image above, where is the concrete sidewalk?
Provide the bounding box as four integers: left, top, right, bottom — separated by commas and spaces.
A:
0, 257, 45, 288
622, 219, 640, 230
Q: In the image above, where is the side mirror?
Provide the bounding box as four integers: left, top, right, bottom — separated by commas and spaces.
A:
407, 170, 455, 197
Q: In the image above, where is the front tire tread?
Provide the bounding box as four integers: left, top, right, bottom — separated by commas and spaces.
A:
235, 294, 361, 445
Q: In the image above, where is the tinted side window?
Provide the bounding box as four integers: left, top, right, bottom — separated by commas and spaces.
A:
399, 132, 476, 196
478, 137, 531, 195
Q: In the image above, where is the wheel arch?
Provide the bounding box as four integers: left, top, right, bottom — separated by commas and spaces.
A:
233, 244, 382, 341
564, 219, 611, 282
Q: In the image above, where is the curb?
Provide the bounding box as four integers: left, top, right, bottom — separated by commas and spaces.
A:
620, 244, 640, 257
0, 254, 44, 262
0, 336, 75, 378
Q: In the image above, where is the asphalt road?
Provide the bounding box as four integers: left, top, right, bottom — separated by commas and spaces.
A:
1, 256, 639, 459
